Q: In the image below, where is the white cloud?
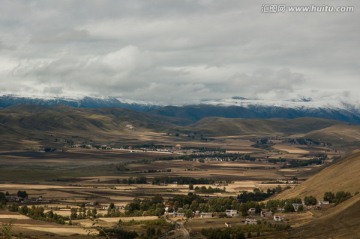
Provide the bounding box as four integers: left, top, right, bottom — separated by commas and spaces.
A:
0, 0, 359, 104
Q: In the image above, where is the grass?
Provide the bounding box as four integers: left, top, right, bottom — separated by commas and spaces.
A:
289, 194, 360, 238
276, 151, 360, 199
1, 106, 357, 238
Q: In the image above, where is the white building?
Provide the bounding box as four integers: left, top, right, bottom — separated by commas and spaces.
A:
248, 208, 256, 214
226, 209, 238, 217
273, 215, 284, 222
245, 218, 257, 224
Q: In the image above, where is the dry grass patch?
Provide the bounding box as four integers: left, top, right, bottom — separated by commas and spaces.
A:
0, 214, 29, 220
17, 224, 95, 236
273, 144, 309, 154
101, 216, 158, 223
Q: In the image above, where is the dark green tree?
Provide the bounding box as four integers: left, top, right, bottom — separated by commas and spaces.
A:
17, 191, 28, 199
304, 196, 317, 206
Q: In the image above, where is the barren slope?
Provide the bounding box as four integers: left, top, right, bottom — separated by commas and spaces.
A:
290, 194, 360, 239
277, 151, 360, 199
275, 151, 360, 238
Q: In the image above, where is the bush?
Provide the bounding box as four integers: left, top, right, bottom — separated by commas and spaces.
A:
323, 191, 352, 205
323, 192, 335, 203
17, 191, 28, 199
304, 196, 317, 206
334, 191, 352, 205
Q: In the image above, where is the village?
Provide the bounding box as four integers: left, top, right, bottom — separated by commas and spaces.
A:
0, 132, 346, 238
1, 181, 345, 239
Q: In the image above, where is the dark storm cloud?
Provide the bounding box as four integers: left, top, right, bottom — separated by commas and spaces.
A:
0, 0, 359, 104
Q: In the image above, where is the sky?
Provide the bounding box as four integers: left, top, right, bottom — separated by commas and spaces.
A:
0, 0, 359, 105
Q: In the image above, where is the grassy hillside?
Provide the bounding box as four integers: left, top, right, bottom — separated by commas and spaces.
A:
277, 151, 360, 238
276, 151, 360, 199
188, 117, 340, 136
1, 105, 359, 150
305, 124, 360, 149
290, 194, 360, 239
0, 105, 188, 149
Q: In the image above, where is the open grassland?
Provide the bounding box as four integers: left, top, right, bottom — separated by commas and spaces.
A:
0, 149, 175, 182
276, 151, 360, 199
289, 195, 360, 239
0, 210, 94, 239
272, 144, 309, 154
268, 151, 360, 238
0, 118, 353, 239
0, 132, 340, 183
306, 124, 360, 149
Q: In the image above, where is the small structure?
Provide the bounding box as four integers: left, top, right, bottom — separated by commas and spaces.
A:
100, 145, 112, 150
125, 124, 134, 130
248, 208, 256, 214
225, 209, 238, 217
245, 218, 257, 225
200, 212, 213, 218
5, 196, 21, 202
176, 212, 185, 217
260, 210, 273, 218
319, 201, 330, 205
167, 211, 185, 217
277, 207, 285, 212
316, 201, 330, 209
194, 210, 200, 216
273, 215, 284, 222
292, 203, 303, 212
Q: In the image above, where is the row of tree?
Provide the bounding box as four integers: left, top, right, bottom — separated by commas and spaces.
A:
152, 176, 215, 185
9, 204, 66, 224
237, 187, 283, 203
194, 186, 226, 194
324, 191, 352, 205
157, 153, 256, 162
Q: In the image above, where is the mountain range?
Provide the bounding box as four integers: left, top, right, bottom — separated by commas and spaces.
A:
1, 95, 359, 124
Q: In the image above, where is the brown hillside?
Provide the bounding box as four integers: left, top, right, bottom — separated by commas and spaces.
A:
189, 117, 340, 136
277, 151, 360, 238
305, 124, 360, 149
277, 151, 360, 200
0, 105, 185, 150
289, 194, 360, 239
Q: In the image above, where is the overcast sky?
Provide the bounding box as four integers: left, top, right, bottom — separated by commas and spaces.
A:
0, 0, 359, 105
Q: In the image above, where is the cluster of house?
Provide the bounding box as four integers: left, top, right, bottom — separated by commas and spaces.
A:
164, 207, 213, 218
291, 201, 330, 211
164, 207, 286, 223
70, 144, 112, 150
5, 195, 50, 204
247, 208, 284, 223
99, 204, 125, 210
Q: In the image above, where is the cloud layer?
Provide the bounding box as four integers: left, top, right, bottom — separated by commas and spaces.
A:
0, 0, 359, 104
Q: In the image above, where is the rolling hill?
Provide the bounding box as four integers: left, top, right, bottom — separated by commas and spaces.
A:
290, 194, 360, 239
305, 124, 360, 148
0, 105, 189, 150
1, 105, 359, 150
274, 151, 360, 238
277, 151, 360, 199
187, 117, 341, 136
